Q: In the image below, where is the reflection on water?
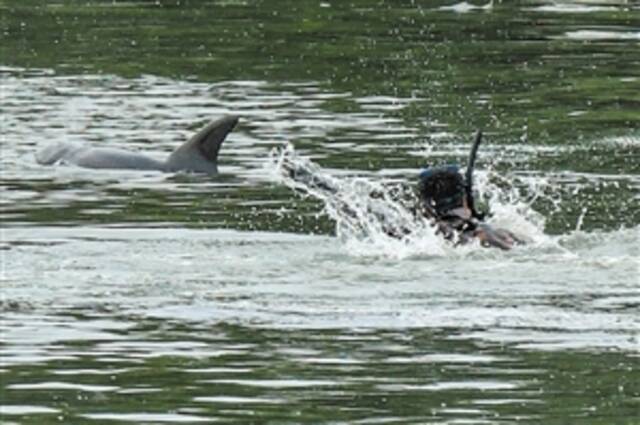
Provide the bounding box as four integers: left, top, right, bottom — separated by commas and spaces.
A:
2, 0, 640, 423
1, 311, 638, 423
559, 30, 640, 41
2, 227, 639, 422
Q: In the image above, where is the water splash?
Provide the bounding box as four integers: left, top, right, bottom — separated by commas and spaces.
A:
269, 144, 442, 258
269, 144, 554, 259
470, 169, 551, 245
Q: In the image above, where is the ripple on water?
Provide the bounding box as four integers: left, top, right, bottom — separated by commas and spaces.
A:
201, 379, 342, 388
528, 4, 620, 13
193, 396, 287, 404
7, 382, 120, 392
1, 0, 639, 419
559, 30, 640, 41
0, 405, 61, 415
80, 413, 215, 423
2, 225, 638, 351
1, 62, 639, 423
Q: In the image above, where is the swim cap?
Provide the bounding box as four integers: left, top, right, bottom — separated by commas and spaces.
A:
418, 165, 466, 215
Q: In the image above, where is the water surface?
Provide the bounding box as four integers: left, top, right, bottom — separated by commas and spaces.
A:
1, 1, 639, 424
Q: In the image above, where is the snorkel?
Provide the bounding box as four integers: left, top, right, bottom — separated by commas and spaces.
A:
465, 131, 484, 220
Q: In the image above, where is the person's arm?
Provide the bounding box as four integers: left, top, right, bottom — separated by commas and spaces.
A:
474, 223, 519, 250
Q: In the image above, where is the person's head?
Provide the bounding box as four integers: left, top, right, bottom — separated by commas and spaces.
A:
418, 165, 466, 217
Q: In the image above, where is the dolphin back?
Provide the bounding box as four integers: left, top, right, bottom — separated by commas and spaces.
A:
36, 142, 165, 171
35, 115, 239, 174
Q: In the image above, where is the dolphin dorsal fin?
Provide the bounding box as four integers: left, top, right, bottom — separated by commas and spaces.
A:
165, 115, 239, 174
193, 115, 239, 161
180, 115, 239, 162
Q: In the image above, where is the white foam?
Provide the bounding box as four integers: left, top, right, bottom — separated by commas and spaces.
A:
269, 145, 554, 259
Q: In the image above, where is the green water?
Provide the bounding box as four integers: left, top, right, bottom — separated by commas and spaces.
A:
4, 0, 640, 139
1, 1, 639, 424
2, 0, 639, 233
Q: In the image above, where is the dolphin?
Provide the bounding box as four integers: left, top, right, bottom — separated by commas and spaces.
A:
36, 115, 239, 174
